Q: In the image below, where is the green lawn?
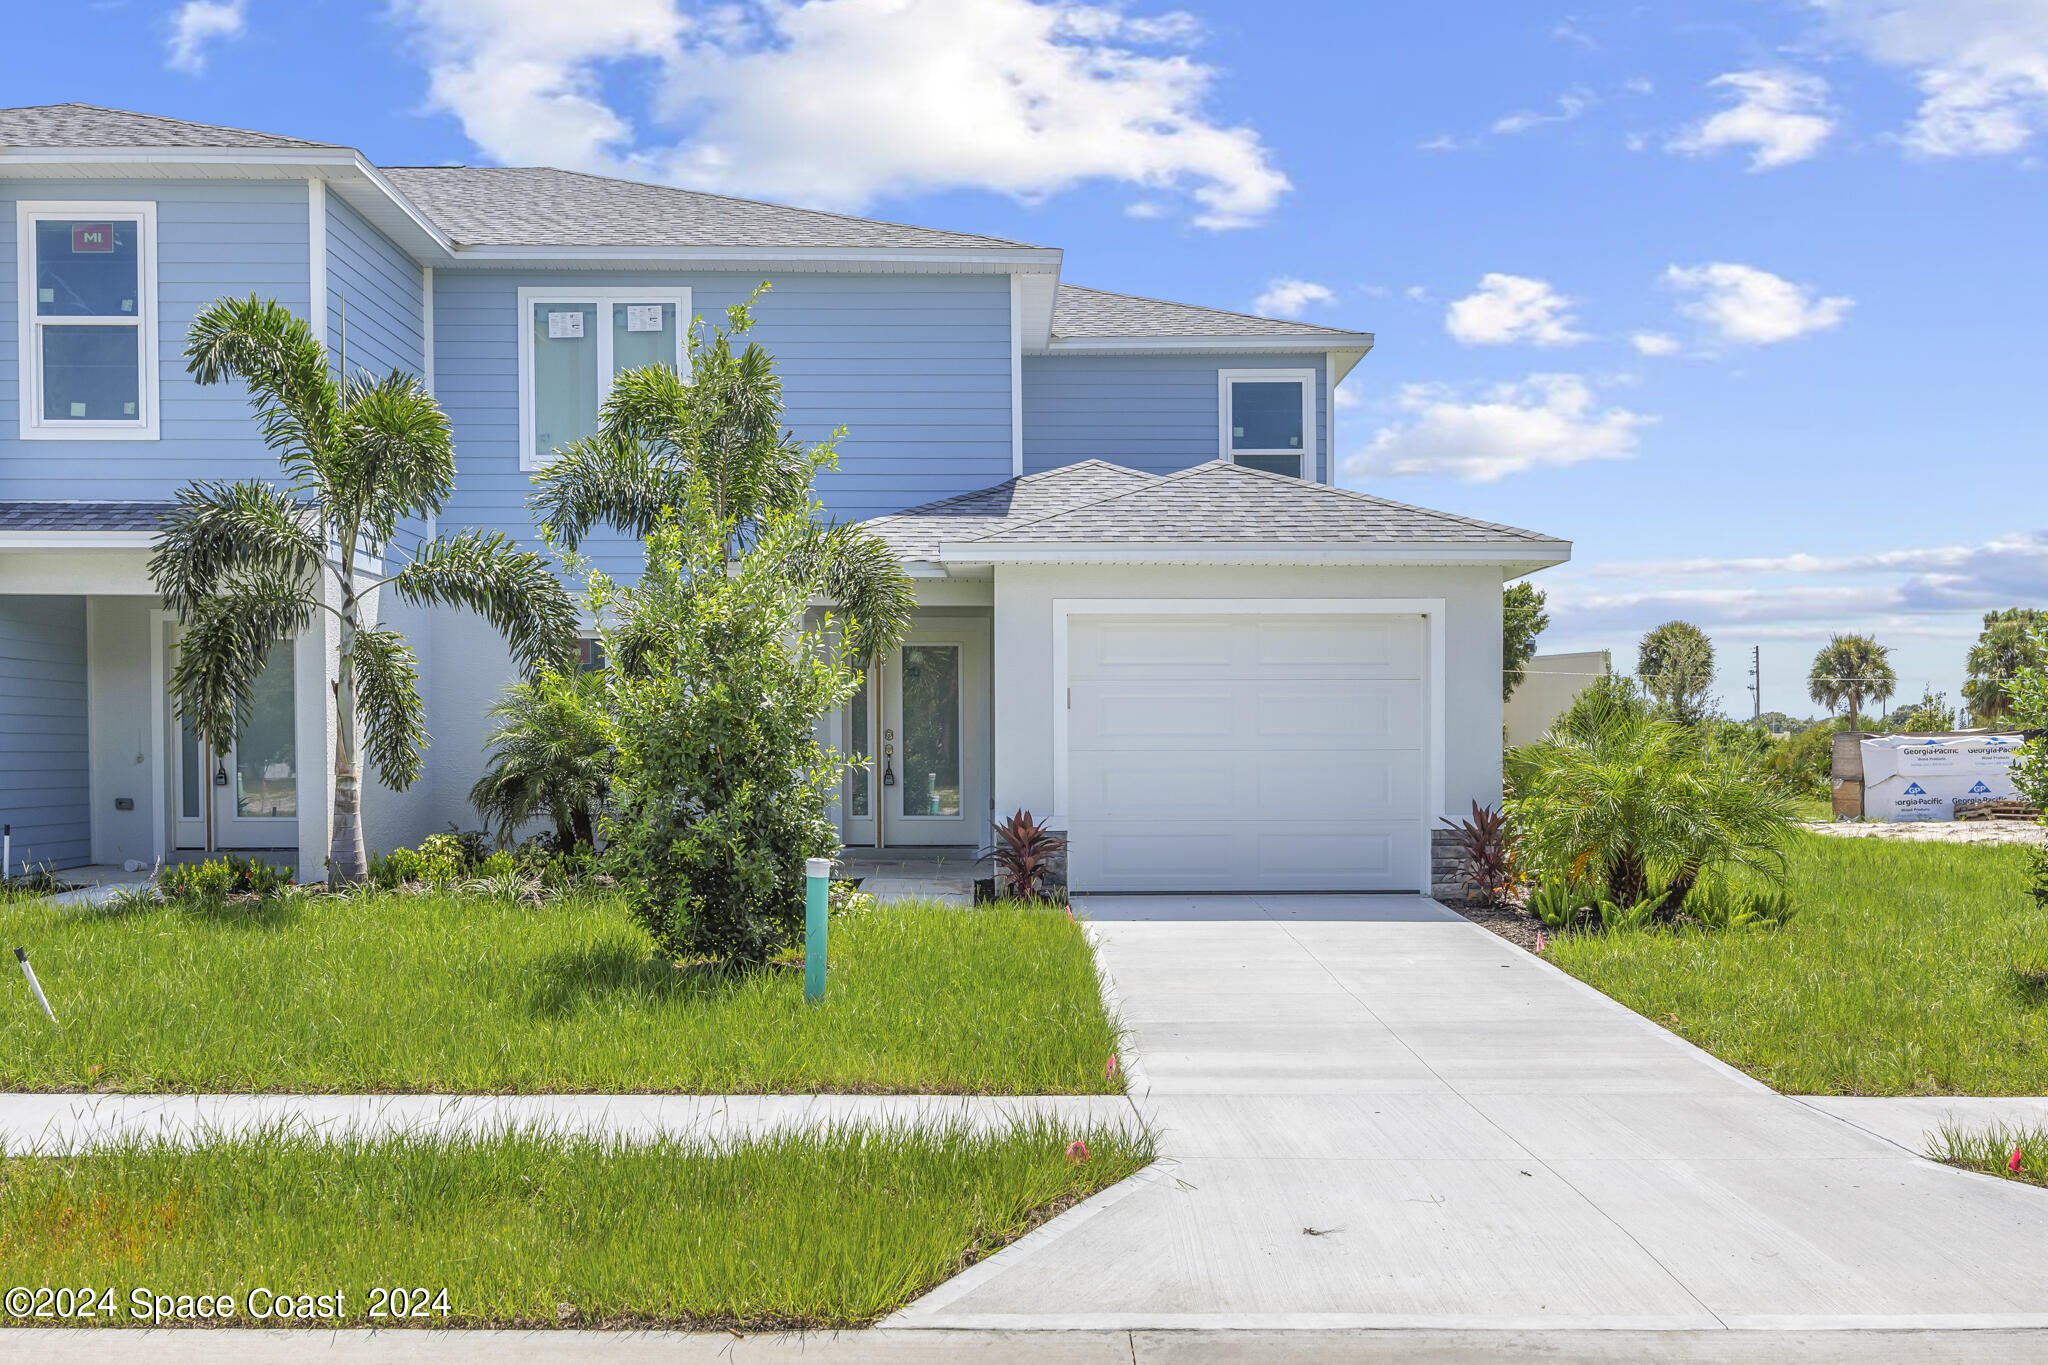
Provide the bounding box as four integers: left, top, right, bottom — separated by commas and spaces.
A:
1546, 833, 2048, 1095
0, 1120, 1152, 1329
0, 893, 1120, 1095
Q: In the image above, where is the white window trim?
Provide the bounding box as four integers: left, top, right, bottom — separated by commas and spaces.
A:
15, 200, 160, 441
1217, 367, 1316, 478
517, 285, 690, 471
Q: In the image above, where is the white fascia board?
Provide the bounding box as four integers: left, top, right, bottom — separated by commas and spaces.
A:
1014, 270, 1059, 350
0, 531, 160, 549
934, 540, 1572, 569
902, 561, 952, 579
1040, 336, 1375, 357
441, 245, 1064, 273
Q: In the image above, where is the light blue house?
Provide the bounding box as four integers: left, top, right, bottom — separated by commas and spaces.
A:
0, 104, 1568, 894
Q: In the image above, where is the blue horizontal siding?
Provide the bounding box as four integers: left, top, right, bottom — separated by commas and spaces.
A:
0, 595, 90, 870
1022, 352, 1330, 482
327, 194, 425, 381
433, 270, 1014, 581
0, 178, 312, 501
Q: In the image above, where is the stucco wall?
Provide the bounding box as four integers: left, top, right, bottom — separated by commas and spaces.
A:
989, 562, 1507, 830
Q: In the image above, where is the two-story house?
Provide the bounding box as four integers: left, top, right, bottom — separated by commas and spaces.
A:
0, 104, 1568, 895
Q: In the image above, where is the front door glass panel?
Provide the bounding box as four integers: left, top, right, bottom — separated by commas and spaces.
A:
900, 644, 961, 818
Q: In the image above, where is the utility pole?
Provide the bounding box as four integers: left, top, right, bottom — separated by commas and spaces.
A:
1747, 645, 1762, 726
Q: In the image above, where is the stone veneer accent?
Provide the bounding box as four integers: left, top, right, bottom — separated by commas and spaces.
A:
1429, 827, 1468, 904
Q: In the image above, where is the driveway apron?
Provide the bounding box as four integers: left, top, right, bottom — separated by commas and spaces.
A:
892, 896, 2048, 1331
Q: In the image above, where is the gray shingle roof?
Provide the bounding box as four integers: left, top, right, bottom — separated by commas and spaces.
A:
1053, 284, 1372, 342
965, 462, 1553, 545
379, 166, 1036, 251
0, 103, 340, 150
863, 461, 1157, 560
862, 461, 1555, 558
0, 501, 178, 531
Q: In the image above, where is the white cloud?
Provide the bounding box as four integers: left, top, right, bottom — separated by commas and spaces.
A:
1663, 262, 1852, 344
165, 0, 245, 73
1348, 374, 1652, 482
1252, 277, 1335, 318
1667, 69, 1836, 170
1445, 273, 1589, 347
1631, 331, 1681, 356
396, 0, 1289, 229
1491, 90, 1596, 136
1813, 0, 2048, 157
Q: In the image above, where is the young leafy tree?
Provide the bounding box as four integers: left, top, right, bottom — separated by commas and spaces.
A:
2003, 625, 2048, 907
530, 291, 912, 664
1964, 608, 2047, 724
1807, 632, 1896, 733
592, 480, 866, 965
1636, 619, 1717, 725
469, 669, 610, 850
154, 296, 578, 883
1502, 582, 1550, 701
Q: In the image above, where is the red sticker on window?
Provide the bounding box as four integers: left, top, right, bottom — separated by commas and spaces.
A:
72, 223, 115, 253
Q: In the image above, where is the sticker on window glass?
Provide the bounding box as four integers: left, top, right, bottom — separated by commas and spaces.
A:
70, 402, 87, 417
547, 310, 585, 339
625, 304, 664, 332
71, 223, 115, 253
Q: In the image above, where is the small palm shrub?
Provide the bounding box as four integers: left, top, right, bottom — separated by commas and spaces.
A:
469, 671, 610, 851
1508, 680, 1795, 914
366, 834, 465, 891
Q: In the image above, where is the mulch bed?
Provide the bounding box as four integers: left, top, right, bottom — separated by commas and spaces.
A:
1449, 899, 1545, 954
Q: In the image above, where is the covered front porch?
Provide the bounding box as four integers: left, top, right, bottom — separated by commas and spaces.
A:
0, 506, 335, 878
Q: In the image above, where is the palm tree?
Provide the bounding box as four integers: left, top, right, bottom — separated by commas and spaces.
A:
469, 670, 610, 850
1636, 619, 1716, 725
529, 293, 913, 663
1507, 686, 1793, 911
1963, 609, 2046, 724
153, 296, 578, 883
1807, 633, 1896, 732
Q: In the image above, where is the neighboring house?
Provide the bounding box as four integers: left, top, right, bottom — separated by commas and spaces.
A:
0, 104, 1570, 894
1504, 649, 1611, 748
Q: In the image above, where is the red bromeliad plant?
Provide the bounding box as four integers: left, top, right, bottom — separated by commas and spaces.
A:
1440, 800, 1515, 906
981, 809, 1068, 901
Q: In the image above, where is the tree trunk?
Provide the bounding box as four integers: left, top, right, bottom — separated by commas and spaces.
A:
570, 805, 596, 852
328, 611, 369, 884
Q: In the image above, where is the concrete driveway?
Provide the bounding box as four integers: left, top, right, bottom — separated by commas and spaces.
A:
893, 895, 2048, 1332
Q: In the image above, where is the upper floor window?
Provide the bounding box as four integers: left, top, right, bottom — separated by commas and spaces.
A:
517, 287, 689, 470
16, 201, 159, 440
1219, 368, 1314, 479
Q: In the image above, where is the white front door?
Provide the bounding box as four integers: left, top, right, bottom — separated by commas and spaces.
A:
171, 636, 301, 851
1066, 613, 1425, 892
878, 624, 988, 848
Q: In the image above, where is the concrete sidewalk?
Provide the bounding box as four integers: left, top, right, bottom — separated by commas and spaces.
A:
891, 894, 2048, 1332
9, 1327, 2048, 1362
0, 1092, 1140, 1155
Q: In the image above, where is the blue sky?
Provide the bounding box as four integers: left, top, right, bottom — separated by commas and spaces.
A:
13, 0, 2048, 717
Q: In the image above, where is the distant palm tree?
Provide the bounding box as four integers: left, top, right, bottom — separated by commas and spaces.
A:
155, 296, 578, 883
469, 671, 610, 850
528, 293, 912, 663
1807, 633, 1896, 732
1963, 609, 2046, 724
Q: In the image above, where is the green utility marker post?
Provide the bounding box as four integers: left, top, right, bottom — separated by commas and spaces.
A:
804, 857, 832, 1001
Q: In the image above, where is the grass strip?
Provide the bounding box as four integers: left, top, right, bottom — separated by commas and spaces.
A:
0, 895, 1121, 1095
1544, 833, 2047, 1095
1930, 1122, 2048, 1190
0, 1118, 1152, 1329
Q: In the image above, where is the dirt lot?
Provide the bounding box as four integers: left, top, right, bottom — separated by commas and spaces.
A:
1799, 818, 2044, 847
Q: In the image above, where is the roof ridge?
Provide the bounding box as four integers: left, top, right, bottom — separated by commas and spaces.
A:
865, 460, 1153, 530
1056, 281, 1372, 339
378, 164, 1040, 250
0, 101, 343, 149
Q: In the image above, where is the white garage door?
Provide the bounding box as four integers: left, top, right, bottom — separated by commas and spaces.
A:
1066, 613, 1424, 893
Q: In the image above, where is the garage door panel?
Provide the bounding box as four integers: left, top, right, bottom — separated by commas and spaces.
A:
1252, 750, 1420, 818
1067, 613, 1426, 893
1252, 618, 1422, 674
1253, 680, 1421, 741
